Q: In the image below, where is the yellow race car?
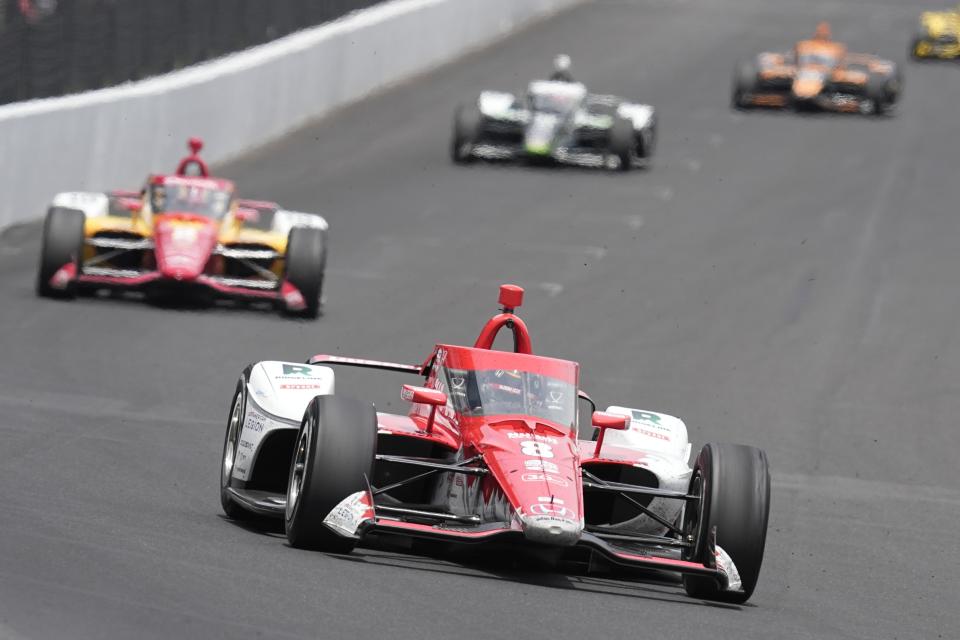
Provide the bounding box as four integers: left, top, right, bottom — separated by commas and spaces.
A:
912, 5, 960, 59
36, 139, 329, 318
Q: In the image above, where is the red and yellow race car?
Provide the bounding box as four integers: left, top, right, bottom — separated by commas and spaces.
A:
733, 22, 902, 115
219, 284, 772, 603
35, 139, 328, 318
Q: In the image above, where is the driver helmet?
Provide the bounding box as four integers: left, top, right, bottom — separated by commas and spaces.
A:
483, 369, 525, 412
814, 21, 832, 41
150, 185, 166, 212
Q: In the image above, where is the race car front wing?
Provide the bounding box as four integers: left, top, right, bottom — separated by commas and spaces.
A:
322, 489, 742, 593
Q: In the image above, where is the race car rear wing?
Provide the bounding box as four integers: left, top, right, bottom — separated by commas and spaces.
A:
307, 354, 424, 375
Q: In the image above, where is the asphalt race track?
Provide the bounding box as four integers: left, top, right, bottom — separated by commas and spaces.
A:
1, 0, 959, 638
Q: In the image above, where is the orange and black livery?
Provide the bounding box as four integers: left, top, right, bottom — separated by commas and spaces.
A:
733, 23, 902, 115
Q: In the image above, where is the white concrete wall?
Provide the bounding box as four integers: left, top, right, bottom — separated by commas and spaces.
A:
0, 0, 580, 226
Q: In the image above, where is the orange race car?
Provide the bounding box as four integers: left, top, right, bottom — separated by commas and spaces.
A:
733, 23, 902, 115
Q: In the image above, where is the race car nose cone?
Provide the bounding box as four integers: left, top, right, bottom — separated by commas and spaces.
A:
525, 113, 558, 156
153, 216, 217, 282
792, 76, 824, 99
158, 256, 205, 281
520, 513, 582, 546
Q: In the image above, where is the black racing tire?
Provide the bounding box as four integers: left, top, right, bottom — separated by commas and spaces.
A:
607, 117, 634, 172
637, 113, 657, 160
451, 104, 482, 164
283, 226, 326, 319
682, 442, 771, 603
732, 60, 759, 110
36, 206, 85, 298
909, 37, 924, 61
220, 366, 255, 520
910, 27, 932, 61
886, 64, 903, 104
863, 73, 890, 116
284, 395, 377, 553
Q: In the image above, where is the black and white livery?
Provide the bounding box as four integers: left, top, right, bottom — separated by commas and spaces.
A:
452, 80, 657, 171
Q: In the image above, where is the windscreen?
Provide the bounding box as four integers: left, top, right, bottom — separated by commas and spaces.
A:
798, 52, 837, 67
443, 367, 576, 431
150, 183, 232, 219
529, 91, 580, 114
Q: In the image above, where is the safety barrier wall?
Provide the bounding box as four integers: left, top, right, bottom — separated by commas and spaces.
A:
0, 0, 580, 227
0, 0, 388, 105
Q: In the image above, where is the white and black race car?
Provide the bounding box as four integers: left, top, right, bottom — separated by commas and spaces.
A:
451, 80, 656, 171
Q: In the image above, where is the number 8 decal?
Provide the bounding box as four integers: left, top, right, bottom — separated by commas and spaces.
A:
520, 441, 554, 458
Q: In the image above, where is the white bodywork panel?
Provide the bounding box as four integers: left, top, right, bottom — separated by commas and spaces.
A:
527, 80, 588, 102
247, 361, 335, 421
603, 406, 691, 463
617, 102, 655, 130
598, 406, 693, 536
51, 191, 109, 218
478, 91, 518, 117
273, 210, 329, 236
233, 361, 335, 482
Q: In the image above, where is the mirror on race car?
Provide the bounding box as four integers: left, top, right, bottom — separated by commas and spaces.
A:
401, 385, 447, 436
125, 199, 143, 222
592, 411, 629, 430
235, 208, 259, 224
401, 385, 447, 406
592, 411, 629, 458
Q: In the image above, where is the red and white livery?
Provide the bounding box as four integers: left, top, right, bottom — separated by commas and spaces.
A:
219, 285, 771, 602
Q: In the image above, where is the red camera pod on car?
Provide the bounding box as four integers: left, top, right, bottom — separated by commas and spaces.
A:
175, 137, 210, 177
474, 284, 532, 354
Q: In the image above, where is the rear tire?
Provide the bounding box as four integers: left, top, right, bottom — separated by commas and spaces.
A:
682, 442, 771, 603
284, 395, 377, 553
732, 60, 758, 110
220, 367, 254, 520
451, 104, 482, 164
36, 206, 85, 298
607, 117, 634, 172
283, 227, 326, 319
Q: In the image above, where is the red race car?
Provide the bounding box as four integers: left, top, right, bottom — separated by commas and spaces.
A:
36, 139, 328, 318
220, 285, 771, 602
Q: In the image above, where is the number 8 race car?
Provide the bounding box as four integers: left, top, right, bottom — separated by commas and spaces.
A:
35, 138, 328, 318
220, 284, 772, 603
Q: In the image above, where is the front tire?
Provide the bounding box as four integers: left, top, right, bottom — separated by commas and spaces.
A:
220, 367, 254, 520
910, 38, 923, 60
637, 113, 657, 161
682, 442, 771, 603
36, 206, 85, 298
863, 73, 891, 116
732, 60, 759, 110
607, 117, 634, 172
283, 227, 326, 319
284, 395, 377, 553
451, 104, 481, 164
